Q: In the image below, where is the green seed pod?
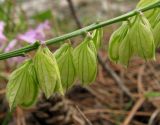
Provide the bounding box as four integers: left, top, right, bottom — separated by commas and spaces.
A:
73, 37, 97, 85
130, 14, 155, 60
108, 23, 128, 63
147, 9, 160, 28
33, 46, 63, 98
43, 47, 63, 94
55, 43, 76, 91
88, 36, 97, 55
92, 28, 103, 50
137, 0, 158, 8
137, 0, 160, 27
153, 21, 160, 47
54, 43, 69, 59
118, 29, 133, 66
6, 60, 39, 110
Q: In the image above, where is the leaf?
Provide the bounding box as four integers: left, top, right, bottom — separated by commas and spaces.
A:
6, 60, 39, 110
32, 10, 53, 21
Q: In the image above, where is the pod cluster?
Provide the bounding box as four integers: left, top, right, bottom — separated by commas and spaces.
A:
109, 0, 160, 66
5, 0, 160, 111
137, 0, 160, 47
6, 28, 103, 110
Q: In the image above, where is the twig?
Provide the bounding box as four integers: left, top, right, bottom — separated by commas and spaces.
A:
122, 97, 145, 125
137, 65, 145, 95
0, 1, 159, 60
98, 55, 133, 98
148, 109, 160, 125
67, 0, 83, 29
75, 105, 93, 125
84, 109, 152, 117
0, 89, 6, 95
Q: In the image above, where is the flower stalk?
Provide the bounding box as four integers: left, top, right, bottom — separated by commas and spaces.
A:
0, 1, 159, 60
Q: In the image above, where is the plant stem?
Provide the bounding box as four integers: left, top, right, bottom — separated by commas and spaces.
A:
0, 1, 160, 60
2, 111, 12, 125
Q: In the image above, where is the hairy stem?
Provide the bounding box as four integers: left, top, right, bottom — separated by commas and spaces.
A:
0, 1, 160, 60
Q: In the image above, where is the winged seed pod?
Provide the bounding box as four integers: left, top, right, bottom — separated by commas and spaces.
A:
118, 29, 133, 66
129, 14, 155, 60
73, 36, 97, 85
137, 0, 160, 27
108, 23, 128, 63
54, 43, 69, 59
43, 47, 63, 94
153, 21, 160, 47
137, 0, 158, 8
6, 60, 39, 110
55, 43, 76, 90
91, 28, 103, 50
33, 46, 63, 98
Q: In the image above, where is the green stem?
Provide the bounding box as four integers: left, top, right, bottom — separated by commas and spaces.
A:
0, 1, 160, 60
2, 111, 12, 125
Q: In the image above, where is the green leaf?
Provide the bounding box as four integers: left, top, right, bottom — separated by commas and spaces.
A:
145, 91, 160, 98
32, 10, 53, 21
6, 60, 39, 110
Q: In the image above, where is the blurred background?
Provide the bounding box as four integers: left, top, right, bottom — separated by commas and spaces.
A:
1, 0, 160, 125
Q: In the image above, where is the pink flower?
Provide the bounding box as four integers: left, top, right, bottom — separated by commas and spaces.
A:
0, 21, 7, 42
4, 39, 17, 52
5, 39, 25, 65
0, 21, 5, 32
18, 20, 51, 44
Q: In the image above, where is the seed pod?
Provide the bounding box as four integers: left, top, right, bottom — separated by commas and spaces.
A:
118, 30, 133, 66
33, 46, 63, 98
88, 36, 97, 55
153, 21, 160, 47
54, 43, 69, 59
130, 14, 155, 60
55, 43, 76, 90
43, 47, 63, 94
137, 0, 158, 8
6, 60, 39, 110
147, 9, 160, 28
137, 0, 160, 27
108, 23, 128, 63
73, 37, 97, 85
92, 28, 103, 50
